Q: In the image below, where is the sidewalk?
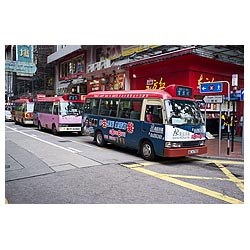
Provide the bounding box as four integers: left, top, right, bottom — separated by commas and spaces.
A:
199, 136, 244, 161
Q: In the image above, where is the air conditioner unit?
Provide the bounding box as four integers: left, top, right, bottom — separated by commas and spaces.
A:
87, 64, 94, 73
94, 62, 100, 71
100, 59, 111, 69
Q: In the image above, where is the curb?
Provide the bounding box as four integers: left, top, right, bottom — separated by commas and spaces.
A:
195, 155, 244, 162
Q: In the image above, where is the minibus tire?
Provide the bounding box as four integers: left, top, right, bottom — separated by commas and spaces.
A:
78, 131, 84, 136
141, 140, 155, 161
52, 124, 57, 135
95, 131, 106, 147
38, 121, 42, 131
78, 127, 84, 136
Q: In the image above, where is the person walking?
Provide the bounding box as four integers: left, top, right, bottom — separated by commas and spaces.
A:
229, 113, 237, 136
221, 112, 227, 138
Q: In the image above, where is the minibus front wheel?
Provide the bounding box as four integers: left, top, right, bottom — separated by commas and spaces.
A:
38, 121, 43, 131
141, 140, 155, 161
52, 124, 57, 135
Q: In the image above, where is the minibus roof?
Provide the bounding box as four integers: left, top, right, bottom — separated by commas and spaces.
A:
86, 85, 194, 101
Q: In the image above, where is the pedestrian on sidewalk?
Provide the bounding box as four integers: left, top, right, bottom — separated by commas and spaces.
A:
221, 112, 227, 138
229, 112, 237, 136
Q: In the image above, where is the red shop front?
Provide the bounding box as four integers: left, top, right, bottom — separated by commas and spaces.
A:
124, 53, 244, 135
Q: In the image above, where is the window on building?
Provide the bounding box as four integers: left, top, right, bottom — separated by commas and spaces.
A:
59, 55, 85, 79
96, 47, 102, 62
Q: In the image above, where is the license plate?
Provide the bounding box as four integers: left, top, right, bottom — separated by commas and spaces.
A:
188, 149, 198, 154
65, 127, 80, 131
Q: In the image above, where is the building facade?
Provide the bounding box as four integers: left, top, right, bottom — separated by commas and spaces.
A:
46, 45, 244, 135
6, 45, 243, 135
5, 45, 56, 104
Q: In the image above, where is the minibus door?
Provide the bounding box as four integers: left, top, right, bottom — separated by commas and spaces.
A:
142, 99, 165, 156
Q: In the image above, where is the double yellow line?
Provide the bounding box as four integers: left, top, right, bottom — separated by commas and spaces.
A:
121, 158, 244, 204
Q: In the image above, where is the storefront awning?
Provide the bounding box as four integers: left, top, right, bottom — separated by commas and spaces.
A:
121, 46, 195, 69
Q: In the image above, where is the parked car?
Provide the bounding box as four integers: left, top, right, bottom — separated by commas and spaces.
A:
5, 110, 12, 121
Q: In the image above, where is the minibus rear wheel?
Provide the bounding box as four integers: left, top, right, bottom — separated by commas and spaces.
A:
141, 140, 155, 161
95, 130, 106, 147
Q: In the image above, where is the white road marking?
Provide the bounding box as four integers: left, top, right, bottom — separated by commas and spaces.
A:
6, 125, 77, 153
67, 147, 82, 153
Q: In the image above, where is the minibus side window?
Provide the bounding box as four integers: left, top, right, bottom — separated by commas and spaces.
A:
99, 99, 110, 116
145, 105, 163, 124
53, 103, 59, 115
84, 98, 100, 115
118, 99, 142, 120
118, 99, 130, 118
129, 100, 142, 120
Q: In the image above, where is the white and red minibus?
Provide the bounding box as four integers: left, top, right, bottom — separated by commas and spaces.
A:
83, 85, 207, 160
34, 94, 85, 135
12, 97, 34, 125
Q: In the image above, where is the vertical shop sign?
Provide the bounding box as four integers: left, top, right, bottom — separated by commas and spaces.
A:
232, 74, 238, 87
16, 45, 33, 63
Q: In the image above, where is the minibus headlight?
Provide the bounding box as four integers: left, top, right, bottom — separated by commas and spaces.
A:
199, 140, 205, 146
165, 141, 172, 148
165, 142, 182, 148
172, 142, 182, 148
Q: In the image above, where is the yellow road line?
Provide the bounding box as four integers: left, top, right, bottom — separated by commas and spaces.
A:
129, 166, 243, 204
215, 162, 244, 192
190, 156, 244, 165
165, 174, 244, 182
190, 157, 244, 192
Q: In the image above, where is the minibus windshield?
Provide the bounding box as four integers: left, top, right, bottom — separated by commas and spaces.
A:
60, 102, 83, 116
165, 99, 204, 126
26, 103, 34, 112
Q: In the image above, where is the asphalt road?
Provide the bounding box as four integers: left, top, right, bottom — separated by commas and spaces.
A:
5, 122, 244, 204
3, 121, 248, 250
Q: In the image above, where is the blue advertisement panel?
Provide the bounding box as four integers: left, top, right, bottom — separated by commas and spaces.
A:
16, 45, 33, 63
83, 114, 167, 157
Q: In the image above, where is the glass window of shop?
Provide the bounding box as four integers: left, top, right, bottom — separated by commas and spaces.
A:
59, 56, 85, 78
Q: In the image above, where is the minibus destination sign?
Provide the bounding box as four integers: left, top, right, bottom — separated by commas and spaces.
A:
176, 86, 192, 98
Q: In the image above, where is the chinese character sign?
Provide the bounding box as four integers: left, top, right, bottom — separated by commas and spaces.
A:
197, 74, 214, 90
146, 77, 166, 90
16, 45, 33, 63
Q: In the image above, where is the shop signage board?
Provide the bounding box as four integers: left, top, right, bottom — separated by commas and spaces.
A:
5, 60, 37, 74
16, 45, 33, 63
200, 82, 223, 93
232, 74, 238, 87
203, 95, 223, 104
